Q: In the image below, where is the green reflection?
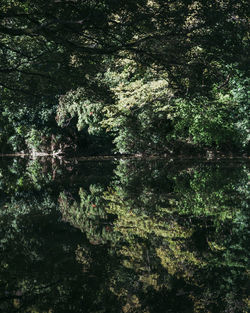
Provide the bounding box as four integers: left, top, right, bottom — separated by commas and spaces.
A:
0, 158, 249, 313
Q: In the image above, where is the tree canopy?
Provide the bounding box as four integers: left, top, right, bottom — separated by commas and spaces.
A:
0, 0, 249, 154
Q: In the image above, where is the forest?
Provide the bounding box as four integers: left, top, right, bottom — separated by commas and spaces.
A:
0, 0, 249, 156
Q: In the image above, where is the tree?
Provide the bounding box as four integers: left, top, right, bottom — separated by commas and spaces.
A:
1, 1, 249, 153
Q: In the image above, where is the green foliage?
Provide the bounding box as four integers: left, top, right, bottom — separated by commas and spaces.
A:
0, 0, 249, 154
57, 83, 115, 136
170, 72, 250, 150
101, 64, 174, 153
55, 58, 249, 154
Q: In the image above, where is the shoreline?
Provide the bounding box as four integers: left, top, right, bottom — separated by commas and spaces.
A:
0, 152, 249, 161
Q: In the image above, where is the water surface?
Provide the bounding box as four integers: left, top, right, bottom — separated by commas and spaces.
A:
0, 157, 249, 313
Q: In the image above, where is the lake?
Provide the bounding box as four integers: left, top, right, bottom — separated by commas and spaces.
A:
0, 157, 249, 313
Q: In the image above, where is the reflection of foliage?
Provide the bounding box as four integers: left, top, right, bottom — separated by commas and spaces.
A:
0, 158, 56, 197
59, 184, 119, 245
0, 159, 120, 312
0, 192, 81, 312
1, 159, 249, 312
77, 160, 249, 313
75, 245, 92, 271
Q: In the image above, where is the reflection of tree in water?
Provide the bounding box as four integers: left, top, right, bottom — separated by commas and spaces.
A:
0, 158, 120, 312
60, 160, 249, 313
0, 200, 122, 312
0, 158, 249, 312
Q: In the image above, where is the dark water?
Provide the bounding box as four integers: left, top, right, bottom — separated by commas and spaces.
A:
0, 157, 249, 313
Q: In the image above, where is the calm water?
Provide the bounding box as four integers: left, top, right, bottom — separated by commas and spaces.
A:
0, 157, 249, 313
